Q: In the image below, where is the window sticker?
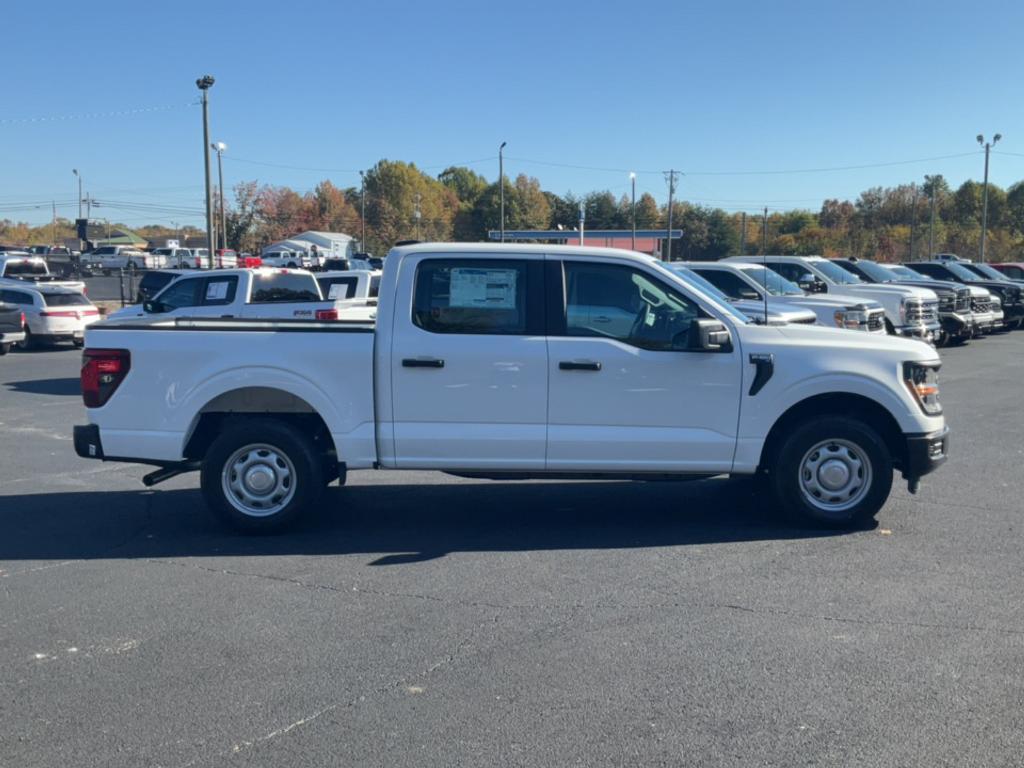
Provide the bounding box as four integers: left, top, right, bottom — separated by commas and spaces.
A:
328, 283, 346, 300
206, 281, 230, 301
449, 268, 517, 309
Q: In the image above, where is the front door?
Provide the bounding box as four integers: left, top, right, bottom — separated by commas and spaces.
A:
390, 255, 548, 469
546, 260, 743, 473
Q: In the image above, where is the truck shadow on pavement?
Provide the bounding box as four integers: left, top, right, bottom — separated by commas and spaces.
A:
0, 476, 859, 564
4, 377, 81, 396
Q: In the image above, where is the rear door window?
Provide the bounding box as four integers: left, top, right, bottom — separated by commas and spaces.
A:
201, 276, 238, 306
412, 259, 534, 335
321, 277, 357, 299
249, 273, 321, 303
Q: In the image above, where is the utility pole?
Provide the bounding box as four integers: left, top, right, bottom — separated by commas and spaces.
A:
739, 212, 746, 255
414, 193, 422, 240
499, 141, 507, 242
51, 201, 56, 246
73, 169, 82, 219
761, 207, 768, 254
977, 133, 1001, 263
196, 75, 216, 268
359, 170, 367, 253
928, 188, 937, 258
908, 184, 918, 260
629, 172, 637, 250
578, 202, 585, 245
664, 170, 679, 260
212, 142, 227, 250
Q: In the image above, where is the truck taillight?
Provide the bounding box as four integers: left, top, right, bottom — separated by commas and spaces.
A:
20, 312, 25, 327
81, 348, 131, 408
315, 309, 338, 320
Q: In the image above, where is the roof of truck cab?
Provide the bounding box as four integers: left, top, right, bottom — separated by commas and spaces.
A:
389, 242, 660, 263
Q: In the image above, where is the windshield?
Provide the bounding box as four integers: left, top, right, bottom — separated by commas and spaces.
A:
886, 264, 929, 280
739, 265, 804, 295
666, 266, 750, 323
4, 260, 47, 276
812, 259, 862, 285
850, 261, 899, 282
968, 263, 1010, 281
944, 262, 980, 281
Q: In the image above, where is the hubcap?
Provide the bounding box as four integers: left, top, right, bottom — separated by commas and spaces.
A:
221, 443, 296, 517
798, 438, 872, 514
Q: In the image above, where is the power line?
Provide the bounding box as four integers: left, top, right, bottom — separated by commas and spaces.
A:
0, 103, 196, 125
224, 155, 497, 175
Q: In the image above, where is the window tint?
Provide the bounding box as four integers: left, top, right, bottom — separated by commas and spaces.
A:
564, 262, 700, 351
156, 277, 202, 309
413, 259, 529, 335
42, 293, 90, 306
250, 273, 320, 303
0, 290, 34, 305
369, 275, 381, 298
1004, 266, 1024, 279
769, 262, 812, 283
696, 269, 752, 299
4, 260, 47, 276
201, 277, 238, 306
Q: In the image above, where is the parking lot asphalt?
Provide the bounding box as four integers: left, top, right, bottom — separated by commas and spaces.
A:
1, 335, 1022, 767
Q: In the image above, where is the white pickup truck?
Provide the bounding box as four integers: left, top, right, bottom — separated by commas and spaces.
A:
104, 268, 342, 321
0, 253, 87, 293
75, 244, 949, 532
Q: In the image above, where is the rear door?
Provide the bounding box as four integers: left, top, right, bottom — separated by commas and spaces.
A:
546, 259, 743, 472
389, 254, 548, 469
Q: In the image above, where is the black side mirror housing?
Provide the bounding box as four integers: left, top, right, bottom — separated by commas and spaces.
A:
677, 319, 732, 352
143, 300, 165, 314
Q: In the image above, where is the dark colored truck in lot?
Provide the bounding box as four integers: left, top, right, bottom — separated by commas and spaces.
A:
0, 301, 26, 354
904, 261, 1024, 330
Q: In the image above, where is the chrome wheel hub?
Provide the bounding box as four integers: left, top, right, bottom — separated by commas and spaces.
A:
799, 439, 872, 514
222, 443, 296, 517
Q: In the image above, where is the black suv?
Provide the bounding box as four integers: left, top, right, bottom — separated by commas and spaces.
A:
832, 258, 972, 346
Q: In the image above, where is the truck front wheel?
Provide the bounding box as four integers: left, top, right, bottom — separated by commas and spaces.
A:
770, 416, 892, 528
200, 418, 324, 532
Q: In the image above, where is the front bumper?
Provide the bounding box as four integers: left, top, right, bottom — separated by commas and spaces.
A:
902, 426, 950, 480
894, 321, 941, 343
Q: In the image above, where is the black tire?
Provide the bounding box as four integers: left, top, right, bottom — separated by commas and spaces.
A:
72, 338, 84, 348
200, 418, 324, 533
769, 416, 892, 528
884, 318, 895, 335
17, 328, 35, 351
0, 343, 9, 355
287, 261, 297, 268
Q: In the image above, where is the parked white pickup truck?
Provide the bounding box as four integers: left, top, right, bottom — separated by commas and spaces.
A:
725, 255, 940, 340
105, 268, 341, 321
0, 253, 87, 293
75, 244, 949, 532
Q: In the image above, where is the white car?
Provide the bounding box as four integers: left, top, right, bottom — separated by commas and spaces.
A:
77, 243, 948, 533
0, 284, 100, 348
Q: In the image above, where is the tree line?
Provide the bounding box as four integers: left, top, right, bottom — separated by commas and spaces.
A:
5, 160, 1024, 263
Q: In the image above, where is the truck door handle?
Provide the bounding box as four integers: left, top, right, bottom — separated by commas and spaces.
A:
402, 358, 445, 369
559, 360, 601, 371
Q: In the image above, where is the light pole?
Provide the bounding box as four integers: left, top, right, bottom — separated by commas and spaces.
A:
630, 172, 637, 250
499, 141, 507, 242
212, 141, 227, 250
908, 183, 918, 260
977, 133, 1001, 263
196, 75, 215, 268
359, 170, 366, 253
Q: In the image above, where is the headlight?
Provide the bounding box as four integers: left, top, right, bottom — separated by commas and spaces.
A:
903, 361, 942, 416
834, 308, 866, 329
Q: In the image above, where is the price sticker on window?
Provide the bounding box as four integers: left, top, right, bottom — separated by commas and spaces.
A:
449, 268, 517, 309
206, 281, 230, 301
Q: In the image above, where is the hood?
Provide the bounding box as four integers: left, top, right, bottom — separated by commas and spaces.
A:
733, 300, 817, 324
104, 305, 146, 321
883, 279, 958, 296
781, 293, 883, 311
773, 321, 936, 357
968, 286, 990, 298
841, 282, 937, 300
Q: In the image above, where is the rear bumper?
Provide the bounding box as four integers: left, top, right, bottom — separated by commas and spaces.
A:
0, 330, 26, 344
902, 426, 949, 480
74, 424, 105, 459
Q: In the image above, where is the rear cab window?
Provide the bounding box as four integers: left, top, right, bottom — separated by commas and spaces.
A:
249, 273, 321, 303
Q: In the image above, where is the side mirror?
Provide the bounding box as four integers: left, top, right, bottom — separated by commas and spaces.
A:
677, 319, 732, 352
143, 300, 165, 314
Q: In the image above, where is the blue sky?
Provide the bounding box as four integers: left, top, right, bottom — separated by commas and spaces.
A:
4, 0, 1024, 228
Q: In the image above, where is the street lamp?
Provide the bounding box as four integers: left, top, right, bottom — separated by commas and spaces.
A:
499, 141, 507, 242
72, 169, 82, 219
212, 141, 227, 250
359, 170, 366, 253
629, 172, 637, 250
977, 133, 1002, 263
196, 75, 215, 268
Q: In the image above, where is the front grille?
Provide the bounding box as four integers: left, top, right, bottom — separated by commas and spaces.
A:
938, 295, 955, 312
867, 310, 885, 331
905, 300, 939, 324
955, 290, 971, 312
972, 296, 992, 314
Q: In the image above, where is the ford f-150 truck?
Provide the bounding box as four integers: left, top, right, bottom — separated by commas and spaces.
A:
0, 253, 87, 293
105, 268, 342, 322
74, 244, 949, 532
725, 255, 940, 341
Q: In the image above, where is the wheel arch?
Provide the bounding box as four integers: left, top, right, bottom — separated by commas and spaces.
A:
759, 392, 906, 474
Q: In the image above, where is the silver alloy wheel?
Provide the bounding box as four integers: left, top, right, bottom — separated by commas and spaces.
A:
221, 443, 297, 517
798, 438, 872, 514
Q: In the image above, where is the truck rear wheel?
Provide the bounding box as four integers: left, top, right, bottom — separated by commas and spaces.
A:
770, 416, 892, 528
200, 418, 324, 532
